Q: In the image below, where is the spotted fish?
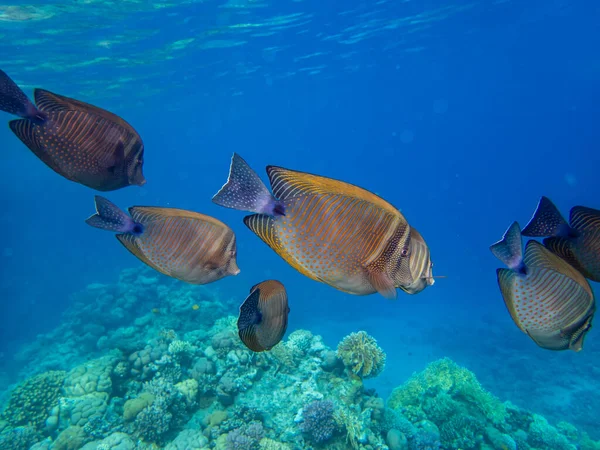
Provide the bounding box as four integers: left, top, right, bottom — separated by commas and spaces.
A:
522, 196, 600, 282
490, 221, 595, 352
86, 196, 240, 284
212, 153, 429, 299
237, 280, 290, 352
0, 69, 145, 191
399, 228, 435, 295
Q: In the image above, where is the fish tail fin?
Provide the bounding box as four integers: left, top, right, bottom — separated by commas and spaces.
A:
490, 221, 525, 272
212, 153, 284, 216
0, 69, 46, 124
85, 195, 142, 234
522, 196, 571, 237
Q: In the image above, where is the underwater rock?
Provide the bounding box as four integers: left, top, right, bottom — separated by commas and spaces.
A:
165, 428, 209, 449
386, 429, 408, 450
53, 425, 92, 450
122, 392, 154, 422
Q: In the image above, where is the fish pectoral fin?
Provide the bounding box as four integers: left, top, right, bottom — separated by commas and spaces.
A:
366, 269, 397, 300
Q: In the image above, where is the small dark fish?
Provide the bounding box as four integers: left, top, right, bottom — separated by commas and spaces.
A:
0, 69, 145, 191
86, 196, 239, 284
491, 222, 595, 352
213, 153, 431, 299
399, 228, 435, 295
237, 280, 290, 352
522, 196, 600, 281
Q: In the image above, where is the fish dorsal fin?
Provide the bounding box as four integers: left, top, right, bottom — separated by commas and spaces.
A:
8, 119, 66, 177
524, 240, 592, 296
129, 206, 228, 228
34, 89, 136, 131
266, 165, 403, 218
366, 269, 397, 300
570, 206, 600, 233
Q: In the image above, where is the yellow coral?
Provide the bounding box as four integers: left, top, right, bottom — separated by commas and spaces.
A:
336, 331, 386, 379
1, 370, 66, 432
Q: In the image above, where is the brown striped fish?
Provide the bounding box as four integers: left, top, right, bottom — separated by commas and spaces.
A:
85, 196, 239, 284
237, 280, 290, 352
522, 196, 600, 282
490, 221, 595, 352
0, 69, 145, 191
399, 228, 435, 295
212, 153, 433, 299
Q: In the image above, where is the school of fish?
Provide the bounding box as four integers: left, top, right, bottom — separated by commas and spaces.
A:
1, 68, 597, 353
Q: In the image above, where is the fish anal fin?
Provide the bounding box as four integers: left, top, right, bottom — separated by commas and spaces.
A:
8, 118, 66, 176
243, 214, 319, 282
366, 269, 397, 300
116, 234, 165, 276
244, 214, 280, 252
496, 268, 525, 332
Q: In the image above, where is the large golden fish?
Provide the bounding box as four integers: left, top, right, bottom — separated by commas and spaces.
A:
212, 153, 434, 299
86, 196, 239, 285
491, 221, 595, 352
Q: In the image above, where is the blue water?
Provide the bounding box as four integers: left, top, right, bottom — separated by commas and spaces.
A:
1, 0, 599, 438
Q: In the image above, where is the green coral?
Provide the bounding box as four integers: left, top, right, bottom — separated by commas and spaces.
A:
1, 370, 66, 432
388, 358, 506, 426
336, 331, 386, 379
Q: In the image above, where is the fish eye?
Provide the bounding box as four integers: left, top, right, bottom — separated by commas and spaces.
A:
401, 248, 409, 257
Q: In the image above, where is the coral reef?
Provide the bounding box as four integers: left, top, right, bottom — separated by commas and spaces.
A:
337, 330, 386, 379
0, 266, 599, 450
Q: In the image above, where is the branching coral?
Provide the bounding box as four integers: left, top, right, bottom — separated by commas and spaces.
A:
336, 331, 386, 379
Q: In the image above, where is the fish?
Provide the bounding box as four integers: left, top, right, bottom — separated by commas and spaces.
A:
0, 69, 145, 191
522, 196, 600, 282
212, 153, 428, 299
237, 280, 290, 352
398, 228, 435, 295
85, 195, 240, 284
490, 221, 595, 352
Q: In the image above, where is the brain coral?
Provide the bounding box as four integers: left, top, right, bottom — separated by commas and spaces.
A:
1, 370, 66, 432
336, 331, 386, 379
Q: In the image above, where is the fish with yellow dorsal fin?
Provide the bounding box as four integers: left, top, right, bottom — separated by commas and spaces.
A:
212, 153, 434, 299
